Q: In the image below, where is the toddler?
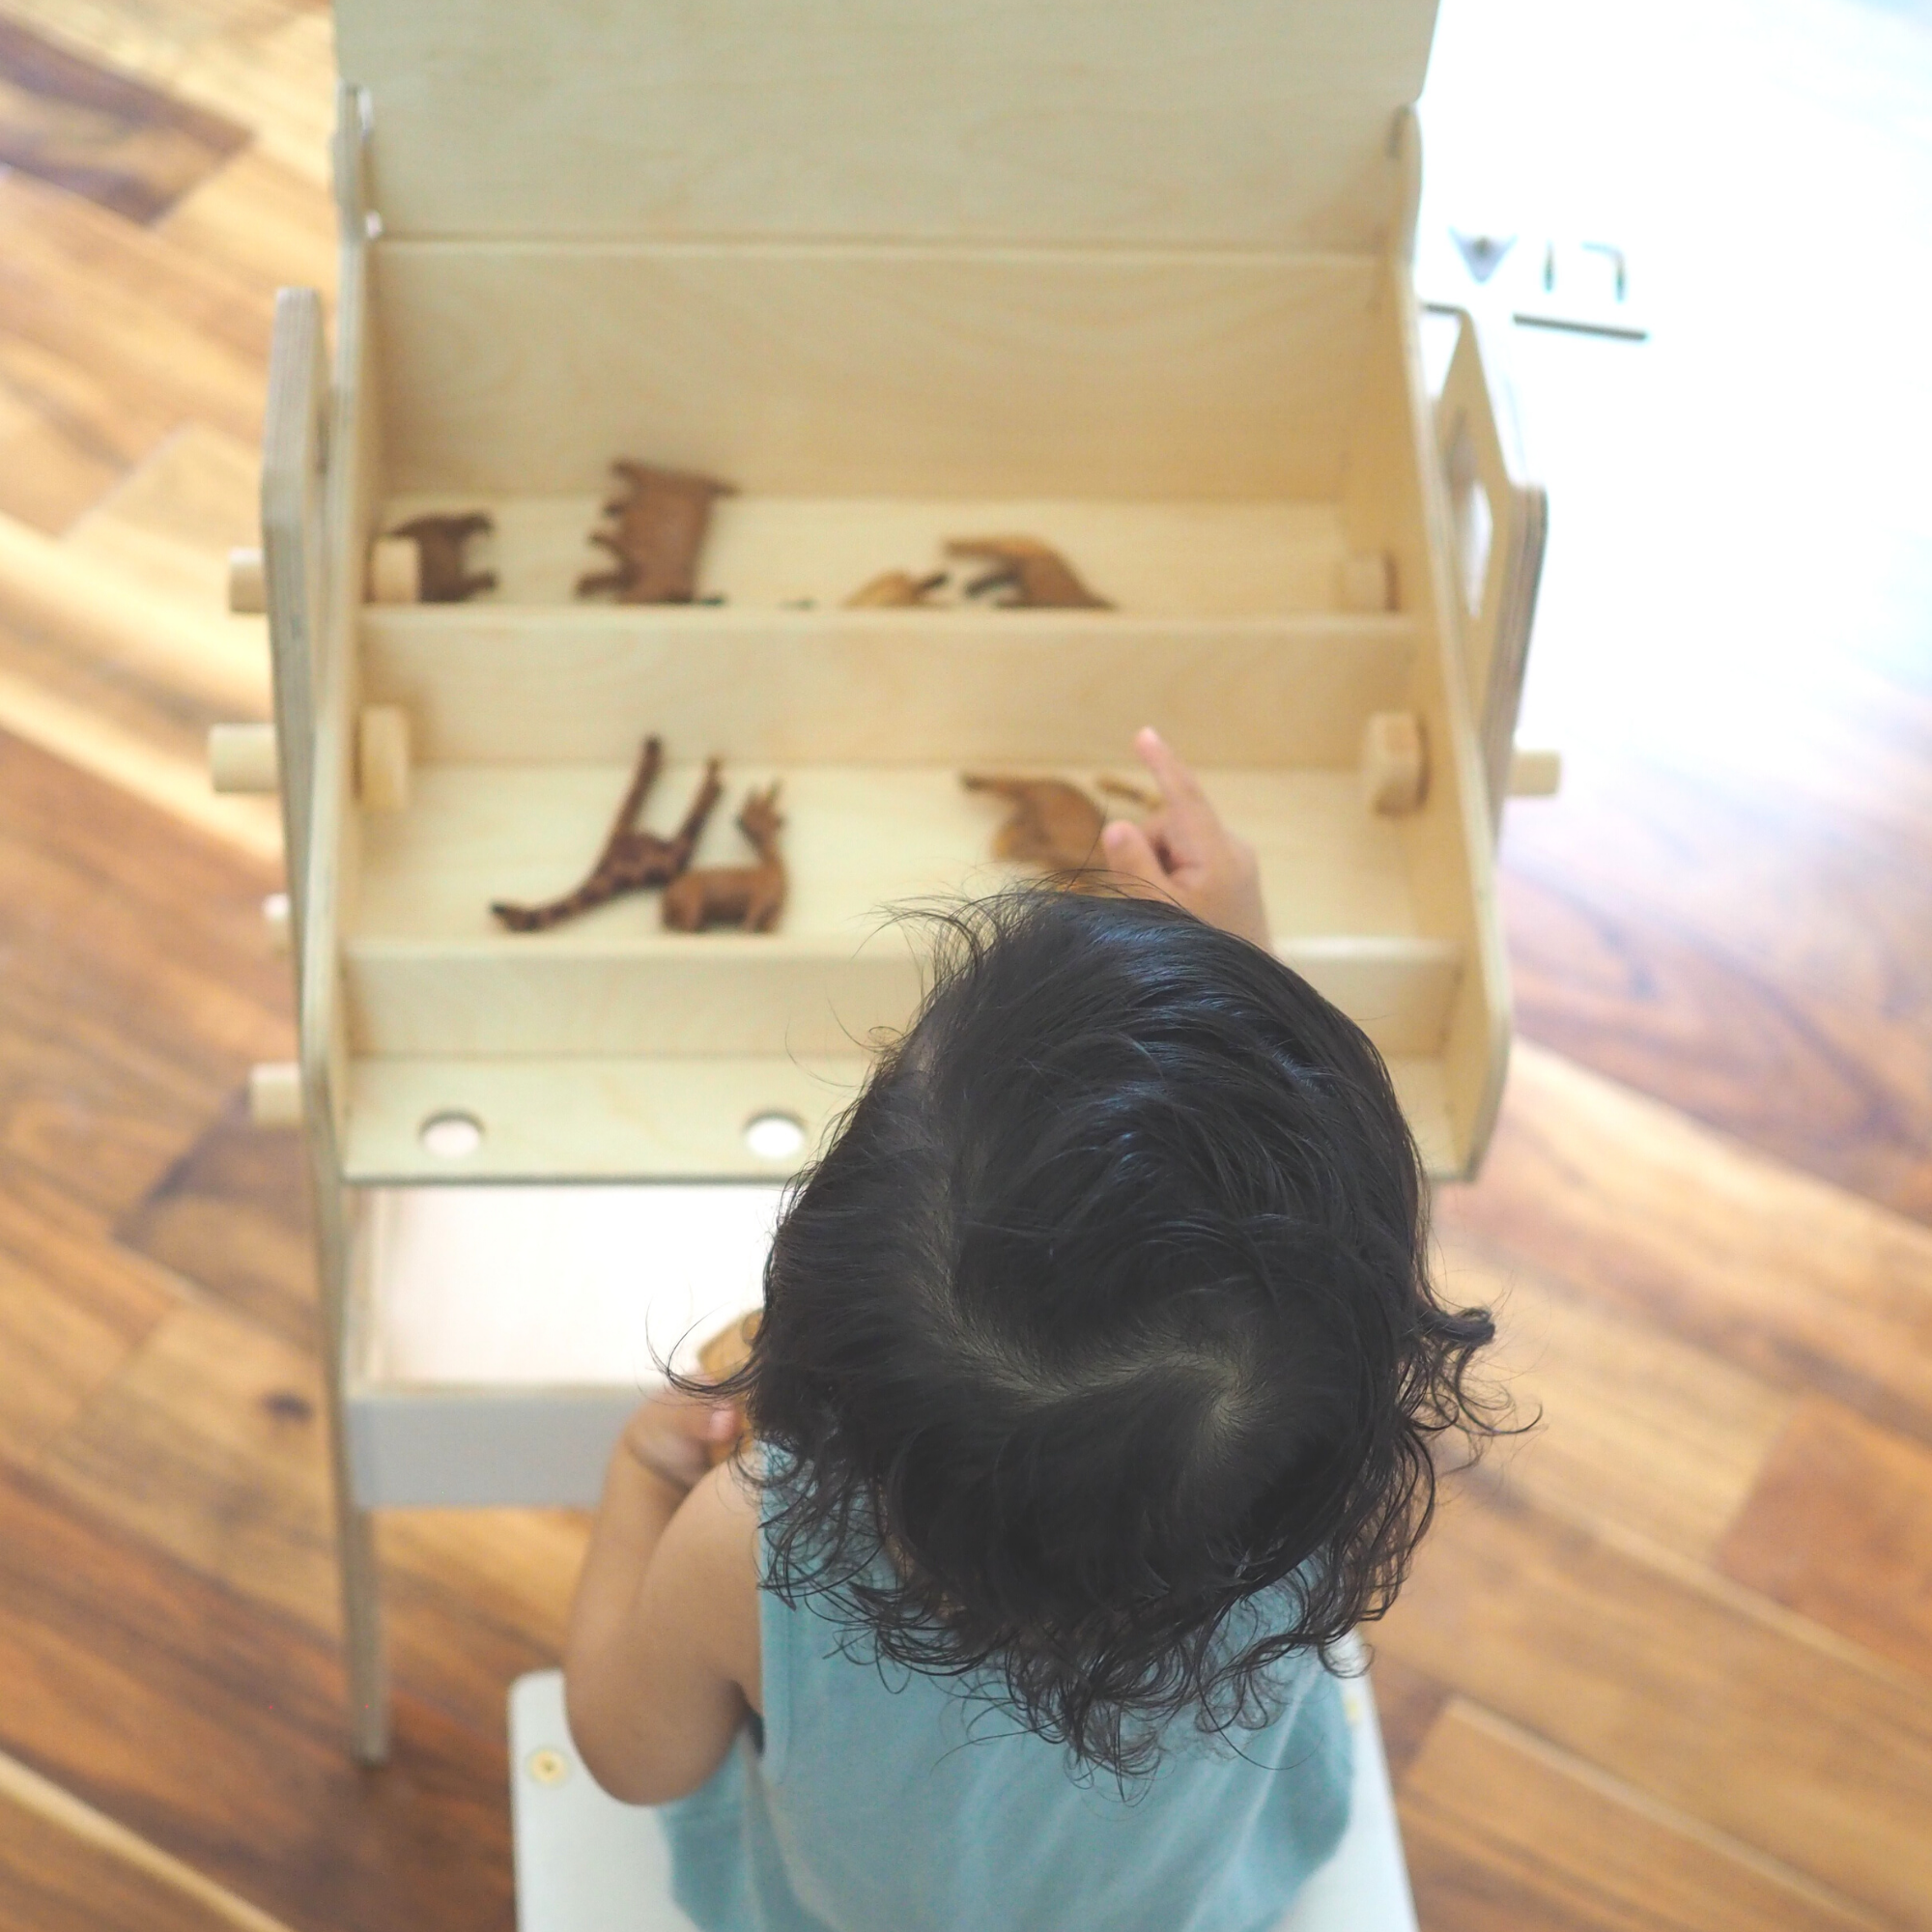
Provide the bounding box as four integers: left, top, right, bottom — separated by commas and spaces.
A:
566, 728, 1496, 1932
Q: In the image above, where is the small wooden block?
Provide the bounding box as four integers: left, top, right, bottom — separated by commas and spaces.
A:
248, 1062, 304, 1128
358, 705, 412, 812
207, 722, 279, 794
1362, 711, 1427, 814
368, 535, 422, 605
1508, 748, 1563, 796
226, 546, 266, 613
1339, 552, 1396, 612
263, 891, 292, 953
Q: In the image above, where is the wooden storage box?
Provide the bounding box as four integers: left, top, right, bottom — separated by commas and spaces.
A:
250, 0, 1544, 1757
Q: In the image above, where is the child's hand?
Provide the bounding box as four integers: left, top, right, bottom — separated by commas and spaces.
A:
620, 1389, 741, 1494
1100, 727, 1270, 949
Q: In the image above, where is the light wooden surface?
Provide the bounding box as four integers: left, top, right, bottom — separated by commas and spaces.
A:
1, 0, 1930, 1927
378, 493, 1360, 613
334, 0, 1435, 250
375, 246, 1383, 500
360, 610, 1419, 766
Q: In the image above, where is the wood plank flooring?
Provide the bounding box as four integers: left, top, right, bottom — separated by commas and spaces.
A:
0, 0, 1927, 1927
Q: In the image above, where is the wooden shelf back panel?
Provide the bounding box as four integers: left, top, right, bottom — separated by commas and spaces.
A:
334, 0, 1435, 249
375, 494, 1361, 614
343, 1054, 867, 1182
360, 620, 1417, 767
372, 246, 1380, 497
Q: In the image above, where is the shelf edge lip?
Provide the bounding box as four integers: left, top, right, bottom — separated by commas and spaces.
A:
339, 930, 1464, 959
359, 606, 1418, 638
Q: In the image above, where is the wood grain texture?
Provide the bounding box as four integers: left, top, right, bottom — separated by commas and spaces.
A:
0, 1462, 515, 1930
1444, 1236, 1796, 1560
0, 14, 246, 222
157, 150, 335, 314
40, 1297, 583, 1737
1399, 1701, 1888, 1932
0, 731, 290, 1215
1719, 1397, 1932, 1684
0, 168, 273, 469
1439, 1041, 1932, 1445
1500, 750, 1932, 1227
334, 0, 1430, 247
1376, 1487, 1932, 1926
0, 1746, 296, 1932
0, 1155, 177, 1465
116, 1095, 319, 1350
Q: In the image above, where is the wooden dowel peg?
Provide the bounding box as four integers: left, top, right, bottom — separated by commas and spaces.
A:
227, 547, 266, 613
1508, 748, 1563, 797
209, 722, 279, 793
1361, 711, 1428, 814
263, 892, 291, 952
249, 1062, 303, 1127
1339, 553, 1396, 612
358, 705, 412, 812
367, 534, 422, 605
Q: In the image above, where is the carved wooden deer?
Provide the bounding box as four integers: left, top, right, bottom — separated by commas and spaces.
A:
577, 462, 736, 604
662, 785, 786, 933
491, 737, 723, 931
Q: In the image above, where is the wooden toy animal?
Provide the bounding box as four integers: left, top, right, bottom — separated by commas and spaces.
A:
696, 1310, 760, 1465
946, 535, 1112, 609
491, 737, 723, 931
388, 512, 497, 601
577, 462, 736, 603
843, 569, 949, 607
961, 774, 1107, 871
662, 785, 786, 932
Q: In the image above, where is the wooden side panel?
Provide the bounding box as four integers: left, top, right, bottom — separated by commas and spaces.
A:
372, 244, 1378, 499
334, 0, 1434, 250
1339, 250, 1507, 1177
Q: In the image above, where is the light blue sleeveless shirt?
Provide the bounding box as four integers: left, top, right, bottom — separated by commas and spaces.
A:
660, 1498, 1352, 1932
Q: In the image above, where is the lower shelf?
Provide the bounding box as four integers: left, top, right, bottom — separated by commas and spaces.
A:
348, 1182, 779, 1507
341, 1047, 1452, 1185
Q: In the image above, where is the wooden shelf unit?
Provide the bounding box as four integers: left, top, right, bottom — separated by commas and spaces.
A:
255, 0, 1547, 1762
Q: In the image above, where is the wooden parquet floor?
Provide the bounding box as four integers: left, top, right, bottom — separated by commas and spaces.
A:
0, 1, 1927, 1927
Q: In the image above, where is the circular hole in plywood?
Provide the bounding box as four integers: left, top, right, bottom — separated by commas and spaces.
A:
744, 1111, 806, 1161
420, 1111, 484, 1159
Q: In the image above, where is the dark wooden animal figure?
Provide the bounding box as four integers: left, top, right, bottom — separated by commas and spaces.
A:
696, 1310, 761, 1465
946, 535, 1112, 609
662, 785, 786, 933
577, 462, 736, 604
962, 774, 1107, 871
389, 512, 497, 601
843, 569, 949, 608
491, 737, 723, 931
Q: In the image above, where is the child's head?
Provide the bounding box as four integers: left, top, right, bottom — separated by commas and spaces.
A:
733, 889, 1495, 1775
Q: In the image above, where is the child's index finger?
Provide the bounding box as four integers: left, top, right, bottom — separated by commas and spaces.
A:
1133, 726, 1204, 806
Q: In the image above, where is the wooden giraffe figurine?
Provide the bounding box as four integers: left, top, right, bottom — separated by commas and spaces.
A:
491, 738, 723, 931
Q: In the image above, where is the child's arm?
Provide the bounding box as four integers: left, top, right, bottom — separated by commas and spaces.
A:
1099, 726, 1270, 947
565, 1392, 762, 1804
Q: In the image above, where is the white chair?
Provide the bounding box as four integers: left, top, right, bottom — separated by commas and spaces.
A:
508, 1639, 1417, 1932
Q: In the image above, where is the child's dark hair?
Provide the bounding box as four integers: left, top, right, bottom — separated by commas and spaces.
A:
710, 888, 1497, 1777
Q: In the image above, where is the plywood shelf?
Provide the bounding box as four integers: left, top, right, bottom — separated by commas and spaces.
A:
360, 606, 1417, 767
343, 763, 1463, 1061
374, 494, 1371, 613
